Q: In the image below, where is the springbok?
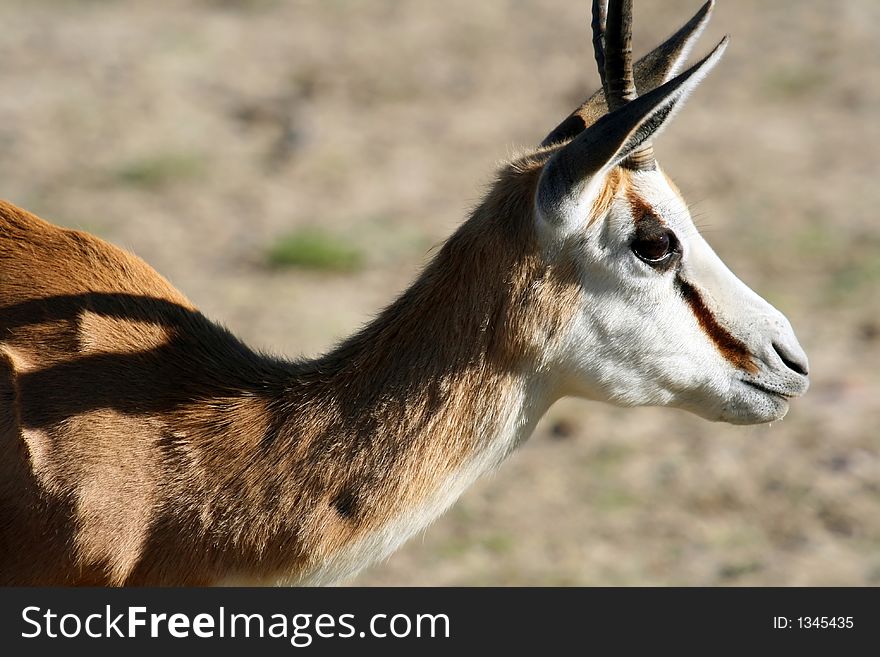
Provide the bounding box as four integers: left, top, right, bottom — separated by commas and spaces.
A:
0, 0, 808, 586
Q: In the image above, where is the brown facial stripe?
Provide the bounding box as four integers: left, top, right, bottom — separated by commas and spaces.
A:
627, 190, 664, 227
675, 277, 758, 373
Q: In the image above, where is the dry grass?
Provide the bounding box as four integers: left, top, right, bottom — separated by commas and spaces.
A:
0, 0, 877, 585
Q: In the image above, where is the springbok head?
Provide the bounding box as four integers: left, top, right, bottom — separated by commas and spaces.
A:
531, 0, 808, 424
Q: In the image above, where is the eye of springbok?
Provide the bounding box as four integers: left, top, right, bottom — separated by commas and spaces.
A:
631, 225, 679, 267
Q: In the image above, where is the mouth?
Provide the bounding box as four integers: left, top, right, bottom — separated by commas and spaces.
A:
741, 379, 796, 400
722, 375, 808, 425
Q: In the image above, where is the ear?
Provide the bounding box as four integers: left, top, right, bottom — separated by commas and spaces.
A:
541, 0, 716, 147
636, 0, 714, 95
537, 37, 727, 225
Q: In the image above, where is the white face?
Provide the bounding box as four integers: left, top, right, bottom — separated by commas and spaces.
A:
545, 166, 809, 425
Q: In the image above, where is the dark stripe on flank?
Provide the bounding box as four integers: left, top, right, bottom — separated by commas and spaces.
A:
676, 277, 757, 373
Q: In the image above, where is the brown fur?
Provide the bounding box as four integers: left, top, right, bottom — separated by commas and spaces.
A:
0, 149, 584, 585
590, 167, 623, 226
626, 186, 664, 227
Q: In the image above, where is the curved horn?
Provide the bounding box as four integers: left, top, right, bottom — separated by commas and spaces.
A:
540, 0, 715, 148
591, 0, 609, 101
604, 0, 637, 111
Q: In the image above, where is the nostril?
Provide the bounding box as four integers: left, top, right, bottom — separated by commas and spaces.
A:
772, 342, 809, 376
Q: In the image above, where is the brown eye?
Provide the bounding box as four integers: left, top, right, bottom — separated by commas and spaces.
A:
631, 230, 676, 265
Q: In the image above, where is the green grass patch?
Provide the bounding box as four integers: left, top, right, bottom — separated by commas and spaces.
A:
481, 534, 514, 555
717, 559, 764, 582
764, 66, 827, 100
592, 487, 638, 511
202, 0, 282, 10
115, 153, 207, 189
828, 252, 880, 299
266, 229, 365, 273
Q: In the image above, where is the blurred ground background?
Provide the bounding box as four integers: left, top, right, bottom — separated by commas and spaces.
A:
0, 0, 877, 585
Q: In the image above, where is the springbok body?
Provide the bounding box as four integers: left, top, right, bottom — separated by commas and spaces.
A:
0, 1, 808, 586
